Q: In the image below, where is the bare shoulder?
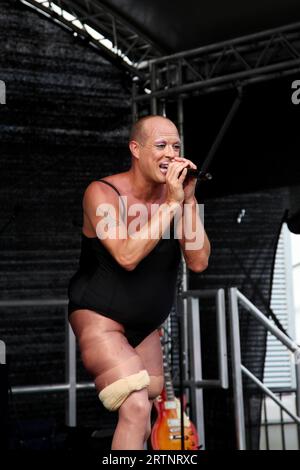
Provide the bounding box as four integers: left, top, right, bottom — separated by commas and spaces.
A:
82, 180, 106, 207
100, 171, 129, 189
83, 173, 128, 209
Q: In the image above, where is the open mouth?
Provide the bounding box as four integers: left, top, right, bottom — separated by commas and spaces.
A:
159, 162, 169, 174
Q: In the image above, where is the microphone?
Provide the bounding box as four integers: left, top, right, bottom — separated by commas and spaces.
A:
180, 168, 213, 181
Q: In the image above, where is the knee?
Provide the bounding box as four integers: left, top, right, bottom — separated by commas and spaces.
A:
148, 375, 164, 400
120, 391, 151, 424
98, 370, 150, 411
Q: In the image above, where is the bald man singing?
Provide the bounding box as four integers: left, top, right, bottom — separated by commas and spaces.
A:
67, 115, 210, 450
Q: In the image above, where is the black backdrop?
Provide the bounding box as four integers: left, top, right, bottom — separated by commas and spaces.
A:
0, 0, 297, 451
0, 0, 131, 448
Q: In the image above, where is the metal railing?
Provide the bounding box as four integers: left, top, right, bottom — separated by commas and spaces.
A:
0, 298, 94, 427
3, 291, 229, 438
261, 389, 299, 450
5, 289, 298, 450
228, 287, 300, 450
179, 288, 229, 449
0, 339, 6, 365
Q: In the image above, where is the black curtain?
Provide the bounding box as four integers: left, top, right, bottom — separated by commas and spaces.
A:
0, 0, 131, 449
188, 188, 289, 449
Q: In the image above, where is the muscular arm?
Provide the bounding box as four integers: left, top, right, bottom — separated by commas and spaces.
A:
83, 181, 182, 271
176, 196, 210, 273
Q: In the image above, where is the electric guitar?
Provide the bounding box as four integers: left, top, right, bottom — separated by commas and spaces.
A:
150, 331, 200, 450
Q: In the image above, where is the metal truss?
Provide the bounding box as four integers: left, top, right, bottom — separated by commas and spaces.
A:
18, 1, 300, 103
134, 21, 300, 106
19, 0, 163, 76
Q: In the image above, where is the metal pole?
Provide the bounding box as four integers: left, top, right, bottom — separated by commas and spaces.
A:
65, 311, 77, 427
177, 61, 185, 154
11, 382, 95, 394
201, 90, 242, 175
177, 98, 185, 151
295, 359, 300, 448
188, 297, 205, 449
241, 365, 300, 425
176, 91, 189, 384
237, 290, 300, 352
182, 288, 229, 389
263, 397, 270, 450
160, 99, 166, 117
150, 62, 157, 114
136, 57, 300, 101
149, 21, 300, 65
177, 96, 187, 270
228, 287, 246, 450
178, 96, 191, 406
131, 76, 139, 123
216, 289, 229, 389
176, 91, 197, 447
0, 341, 5, 365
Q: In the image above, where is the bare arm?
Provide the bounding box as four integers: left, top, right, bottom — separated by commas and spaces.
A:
176, 196, 211, 273
83, 161, 189, 270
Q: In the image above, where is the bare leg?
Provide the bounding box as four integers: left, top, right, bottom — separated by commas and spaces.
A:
111, 388, 151, 449
112, 330, 165, 449
135, 330, 165, 443
69, 309, 156, 450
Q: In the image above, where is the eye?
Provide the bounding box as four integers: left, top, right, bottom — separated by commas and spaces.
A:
173, 144, 181, 151
155, 144, 166, 149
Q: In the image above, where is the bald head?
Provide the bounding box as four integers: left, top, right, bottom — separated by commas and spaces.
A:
129, 115, 177, 144
128, 115, 181, 176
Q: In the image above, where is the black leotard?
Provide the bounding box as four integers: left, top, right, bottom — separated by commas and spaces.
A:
67, 180, 181, 347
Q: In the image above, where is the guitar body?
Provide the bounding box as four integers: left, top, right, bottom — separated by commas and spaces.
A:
151, 390, 200, 450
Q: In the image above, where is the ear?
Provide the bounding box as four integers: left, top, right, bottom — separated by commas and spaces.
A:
129, 140, 140, 161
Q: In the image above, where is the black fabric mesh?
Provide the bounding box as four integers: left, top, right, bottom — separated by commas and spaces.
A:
0, 0, 130, 449
0, 0, 293, 451
187, 189, 289, 449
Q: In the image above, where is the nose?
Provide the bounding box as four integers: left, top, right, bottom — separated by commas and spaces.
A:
165, 145, 176, 158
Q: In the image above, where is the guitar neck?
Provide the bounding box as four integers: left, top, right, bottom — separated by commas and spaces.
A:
162, 344, 175, 401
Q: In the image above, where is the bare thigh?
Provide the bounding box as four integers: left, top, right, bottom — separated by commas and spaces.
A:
69, 309, 147, 391
135, 330, 164, 377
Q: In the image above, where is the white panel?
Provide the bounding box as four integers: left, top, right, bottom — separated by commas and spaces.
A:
264, 224, 296, 389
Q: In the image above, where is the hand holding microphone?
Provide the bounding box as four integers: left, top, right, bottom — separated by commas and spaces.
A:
175, 157, 212, 182
184, 168, 212, 181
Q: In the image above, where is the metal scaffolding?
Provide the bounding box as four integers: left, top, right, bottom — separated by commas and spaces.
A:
133, 20, 300, 112
19, 0, 163, 76
20, 2, 300, 103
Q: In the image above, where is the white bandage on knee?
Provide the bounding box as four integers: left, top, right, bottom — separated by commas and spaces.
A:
98, 370, 150, 411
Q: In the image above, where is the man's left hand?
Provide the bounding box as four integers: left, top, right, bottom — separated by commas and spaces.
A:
173, 157, 197, 203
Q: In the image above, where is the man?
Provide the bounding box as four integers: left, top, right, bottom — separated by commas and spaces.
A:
68, 115, 210, 449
